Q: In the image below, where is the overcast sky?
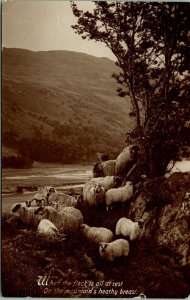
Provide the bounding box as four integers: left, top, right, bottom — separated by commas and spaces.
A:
2, 0, 116, 60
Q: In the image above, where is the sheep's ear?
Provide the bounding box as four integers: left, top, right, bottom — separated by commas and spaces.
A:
12, 203, 21, 212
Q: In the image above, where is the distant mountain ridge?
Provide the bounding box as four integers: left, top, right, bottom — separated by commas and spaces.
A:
2, 47, 133, 163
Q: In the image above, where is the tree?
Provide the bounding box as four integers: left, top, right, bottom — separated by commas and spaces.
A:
71, 2, 190, 177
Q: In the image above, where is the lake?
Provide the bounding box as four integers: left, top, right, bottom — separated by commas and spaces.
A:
2, 163, 93, 213
2, 160, 190, 213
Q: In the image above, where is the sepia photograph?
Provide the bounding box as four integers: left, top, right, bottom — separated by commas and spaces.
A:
2, 0, 190, 298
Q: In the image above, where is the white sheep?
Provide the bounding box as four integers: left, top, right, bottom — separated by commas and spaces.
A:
93, 160, 116, 177
11, 202, 27, 213
33, 186, 57, 204
80, 224, 113, 244
115, 145, 139, 176
82, 183, 105, 207
99, 239, 129, 261
48, 192, 78, 208
115, 217, 145, 240
83, 176, 121, 207
11, 204, 41, 228
37, 218, 58, 237
105, 181, 133, 210
91, 176, 122, 191
34, 206, 83, 235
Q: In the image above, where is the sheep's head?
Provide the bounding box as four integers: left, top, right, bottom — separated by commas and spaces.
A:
11, 203, 22, 213
137, 219, 145, 230
93, 163, 103, 177
35, 186, 56, 201
114, 176, 122, 188
34, 206, 48, 219
99, 242, 109, 253
80, 224, 88, 231
25, 200, 32, 207
95, 184, 105, 194
101, 154, 109, 162
129, 145, 140, 160
125, 181, 133, 189
46, 187, 56, 199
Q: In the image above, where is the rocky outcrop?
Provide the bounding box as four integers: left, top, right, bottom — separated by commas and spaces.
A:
129, 172, 190, 266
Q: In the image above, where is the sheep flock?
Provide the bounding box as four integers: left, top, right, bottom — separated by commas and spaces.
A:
9, 144, 147, 263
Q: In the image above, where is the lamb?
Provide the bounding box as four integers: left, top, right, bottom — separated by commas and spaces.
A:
80, 224, 113, 244
93, 160, 116, 178
115, 145, 139, 176
99, 239, 129, 261
105, 181, 133, 210
34, 206, 83, 235
115, 217, 145, 240
11, 204, 41, 228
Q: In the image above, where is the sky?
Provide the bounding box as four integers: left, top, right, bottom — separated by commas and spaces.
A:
2, 0, 116, 60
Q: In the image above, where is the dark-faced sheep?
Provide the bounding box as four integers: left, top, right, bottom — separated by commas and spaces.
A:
93, 160, 116, 178
115, 145, 140, 176
11, 204, 41, 228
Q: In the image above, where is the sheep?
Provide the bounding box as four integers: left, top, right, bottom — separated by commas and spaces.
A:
105, 181, 133, 210
37, 219, 58, 237
91, 176, 122, 191
11, 204, 41, 228
34, 206, 83, 235
115, 145, 139, 176
48, 192, 78, 208
99, 239, 129, 261
11, 202, 27, 214
25, 198, 47, 207
83, 176, 122, 207
115, 217, 145, 241
33, 186, 56, 205
93, 160, 116, 178
36, 219, 67, 242
82, 183, 105, 207
80, 224, 113, 244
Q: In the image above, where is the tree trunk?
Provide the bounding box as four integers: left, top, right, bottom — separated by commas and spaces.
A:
144, 145, 172, 178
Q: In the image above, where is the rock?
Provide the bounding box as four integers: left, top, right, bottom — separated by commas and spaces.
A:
129, 172, 190, 266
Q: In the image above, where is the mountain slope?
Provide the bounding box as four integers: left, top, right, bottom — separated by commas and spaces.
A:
2, 48, 133, 163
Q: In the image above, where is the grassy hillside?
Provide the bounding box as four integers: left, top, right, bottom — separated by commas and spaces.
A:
2, 48, 133, 163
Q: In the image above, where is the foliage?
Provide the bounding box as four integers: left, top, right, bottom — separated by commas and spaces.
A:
2, 155, 33, 169
71, 2, 190, 177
